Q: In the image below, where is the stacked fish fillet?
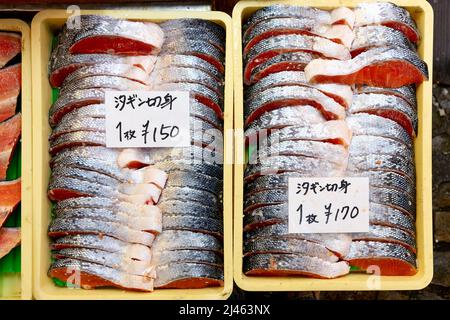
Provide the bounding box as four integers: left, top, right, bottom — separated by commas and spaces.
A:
148, 19, 225, 289
242, 5, 355, 279
46, 15, 225, 291
242, 2, 428, 278
0, 32, 22, 262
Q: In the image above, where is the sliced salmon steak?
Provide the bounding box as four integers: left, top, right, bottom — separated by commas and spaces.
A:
348, 93, 417, 137
243, 34, 351, 85
244, 253, 350, 278
305, 47, 428, 88
69, 20, 163, 55
345, 240, 417, 276
0, 32, 21, 68
154, 262, 223, 289
0, 178, 21, 228
244, 86, 346, 127
0, 64, 21, 123
354, 2, 420, 43
49, 258, 154, 291
0, 113, 21, 180
0, 227, 20, 259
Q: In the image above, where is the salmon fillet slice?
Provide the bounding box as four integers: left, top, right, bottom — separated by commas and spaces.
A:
0, 178, 21, 228
0, 113, 21, 180
0, 32, 21, 68
0, 227, 20, 259
0, 64, 21, 123
305, 47, 428, 88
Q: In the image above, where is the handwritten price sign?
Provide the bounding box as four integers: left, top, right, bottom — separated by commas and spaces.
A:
105, 91, 190, 148
288, 177, 370, 234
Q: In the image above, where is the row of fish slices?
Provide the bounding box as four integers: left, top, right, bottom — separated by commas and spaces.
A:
149, 18, 226, 288
241, 6, 355, 279
0, 32, 22, 261
46, 15, 170, 291
47, 17, 226, 289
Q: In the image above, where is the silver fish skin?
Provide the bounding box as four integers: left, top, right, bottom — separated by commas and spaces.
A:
160, 19, 225, 42
243, 253, 350, 278
160, 40, 224, 71
48, 175, 121, 200
257, 140, 349, 166
48, 217, 155, 246
49, 258, 154, 291
243, 5, 331, 36
249, 51, 314, 84
244, 155, 345, 182
245, 85, 346, 125
50, 146, 119, 168
353, 2, 419, 42
51, 234, 152, 262
351, 25, 415, 54
245, 106, 325, 138
263, 120, 352, 147
159, 200, 221, 219
57, 104, 106, 122
163, 28, 225, 52
48, 155, 126, 182
53, 207, 162, 234
60, 75, 150, 94
62, 63, 151, 87
352, 224, 416, 253
162, 214, 223, 238
346, 113, 413, 148
52, 248, 154, 277
244, 223, 352, 257
245, 70, 353, 108
154, 54, 223, 81
371, 186, 416, 217
159, 186, 220, 208
49, 131, 105, 155
154, 262, 223, 288
165, 170, 222, 195
51, 165, 118, 187
153, 159, 223, 179
49, 89, 105, 127
350, 170, 416, 201
344, 241, 417, 273
152, 249, 223, 267
50, 117, 105, 140
151, 66, 224, 94
355, 84, 417, 108
152, 230, 222, 253
370, 203, 415, 234
347, 154, 415, 182
53, 197, 160, 218
349, 93, 418, 137
244, 237, 339, 262
244, 189, 287, 213
191, 100, 223, 130
245, 173, 302, 196
348, 135, 413, 160
70, 18, 164, 55
305, 46, 428, 88
243, 203, 287, 230
154, 82, 223, 113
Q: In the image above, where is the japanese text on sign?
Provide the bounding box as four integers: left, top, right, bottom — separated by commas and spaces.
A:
105, 91, 190, 148
288, 177, 370, 234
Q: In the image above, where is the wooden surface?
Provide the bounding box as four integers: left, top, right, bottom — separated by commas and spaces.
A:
430, 0, 450, 84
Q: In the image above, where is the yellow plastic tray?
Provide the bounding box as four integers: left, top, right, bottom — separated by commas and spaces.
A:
31, 9, 233, 300
0, 19, 33, 300
233, 0, 433, 291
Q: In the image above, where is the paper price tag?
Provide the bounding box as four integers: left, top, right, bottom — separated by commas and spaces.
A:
105, 91, 190, 148
288, 177, 369, 234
